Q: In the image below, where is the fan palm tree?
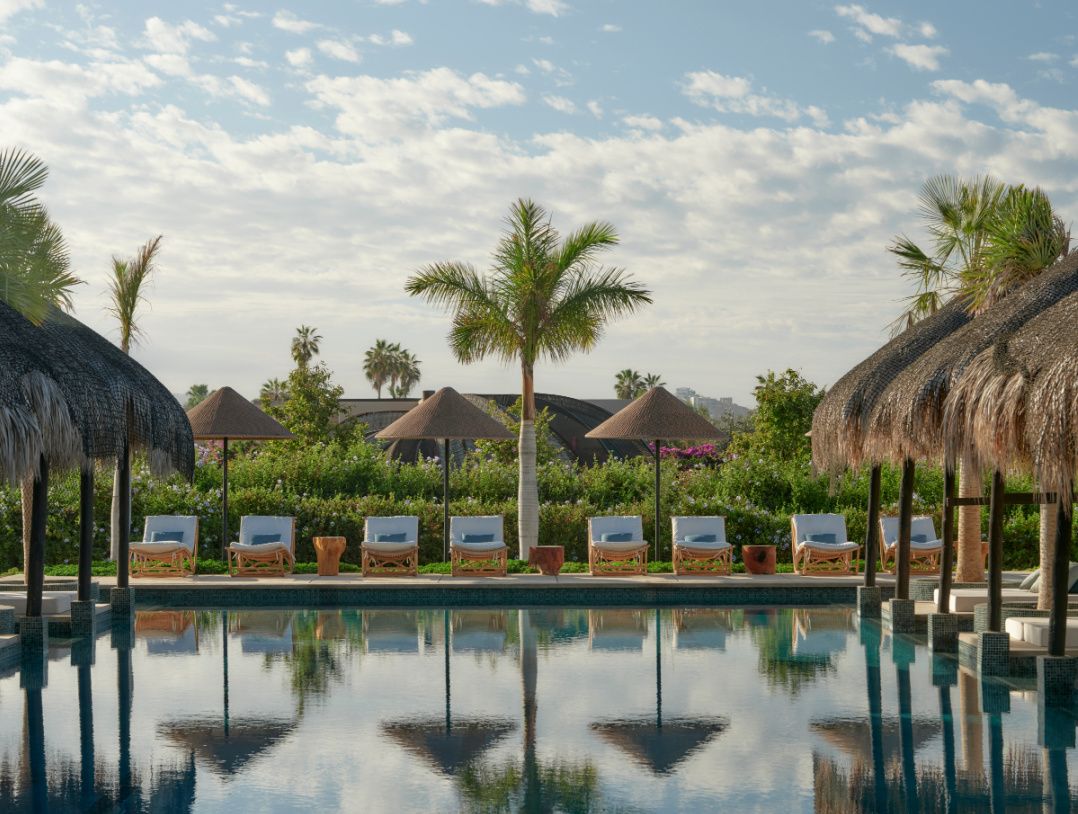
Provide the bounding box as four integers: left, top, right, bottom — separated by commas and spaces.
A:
614, 369, 642, 399
184, 384, 208, 409
106, 234, 163, 561
407, 198, 651, 557
363, 339, 397, 398
260, 377, 289, 405
641, 372, 665, 392
889, 175, 1070, 586
291, 325, 321, 368
389, 349, 421, 398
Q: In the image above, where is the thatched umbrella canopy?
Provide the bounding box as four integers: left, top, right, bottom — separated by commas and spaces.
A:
380, 719, 516, 775
590, 718, 727, 775
377, 387, 513, 560
586, 387, 722, 559
162, 717, 296, 778
811, 300, 973, 477
865, 252, 1078, 466
186, 386, 293, 556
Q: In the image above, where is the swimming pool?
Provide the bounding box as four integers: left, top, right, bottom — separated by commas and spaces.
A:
1, 606, 1075, 812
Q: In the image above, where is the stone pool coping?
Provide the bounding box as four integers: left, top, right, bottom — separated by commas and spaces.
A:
96, 572, 898, 609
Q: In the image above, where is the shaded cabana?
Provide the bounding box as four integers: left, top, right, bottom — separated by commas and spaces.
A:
186, 386, 293, 558
376, 387, 513, 561
587, 386, 723, 560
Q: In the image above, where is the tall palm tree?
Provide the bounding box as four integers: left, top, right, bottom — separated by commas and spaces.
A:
889, 176, 1070, 586
641, 372, 665, 392
291, 325, 321, 368
363, 338, 396, 398
407, 198, 651, 557
614, 369, 642, 399
260, 377, 289, 405
390, 349, 421, 398
184, 384, 208, 409
107, 235, 163, 561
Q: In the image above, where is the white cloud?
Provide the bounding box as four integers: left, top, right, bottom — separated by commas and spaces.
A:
1027, 52, 1058, 62
286, 48, 312, 68
0, 0, 42, 24
142, 17, 216, 55
543, 94, 576, 114
532, 57, 572, 86
514, 64, 530, 75
600, 23, 621, 33
586, 99, 603, 118
623, 114, 663, 131
375, 0, 407, 4
272, 10, 319, 34
0, 55, 160, 107
228, 75, 270, 106
918, 21, 937, 38
809, 29, 835, 45
526, 0, 569, 15
369, 30, 413, 47
317, 39, 361, 63
306, 67, 526, 139
889, 43, 948, 71
233, 56, 269, 69
835, 4, 903, 42
683, 70, 817, 123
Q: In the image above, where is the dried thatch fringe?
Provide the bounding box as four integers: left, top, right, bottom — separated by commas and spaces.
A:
0, 404, 42, 483
20, 370, 84, 470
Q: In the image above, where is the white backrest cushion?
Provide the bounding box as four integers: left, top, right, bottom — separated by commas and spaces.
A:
589, 515, 643, 542
143, 515, 198, 551
450, 515, 504, 544
239, 516, 295, 550
879, 515, 937, 546
672, 516, 726, 543
366, 515, 419, 541
792, 513, 847, 542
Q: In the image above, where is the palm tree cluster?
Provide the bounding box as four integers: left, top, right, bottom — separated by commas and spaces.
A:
613, 369, 664, 399
363, 339, 421, 399
407, 198, 651, 557
0, 149, 79, 324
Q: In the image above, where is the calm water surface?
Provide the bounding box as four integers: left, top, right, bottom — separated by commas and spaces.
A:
1, 606, 1076, 812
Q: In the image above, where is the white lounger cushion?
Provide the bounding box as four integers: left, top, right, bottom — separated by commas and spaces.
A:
363, 540, 418, 554
589, 516, 645, 552
1004, 616, 1078, 648
364, 516, 419, 547
452, 540, 508, 553
235, 516, 295, 550
672, 516, 728, 548
934, 587, 1034, 613
0, 591, 74, 615
138, 515, 198, 552
593, 538, 648, 553
450, 515, 505, 549
879, 516, 943, 551
797, 540, 859, 552
675, 538, 731, 550
229, 541, 289, 554
791, 514, 857, 550
131, 542, 191, 554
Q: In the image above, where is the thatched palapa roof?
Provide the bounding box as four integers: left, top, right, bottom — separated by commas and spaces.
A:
811, 300, 972, 476
586, 387, 722, 441
866, 251, 1078, 467
186, 386, 293, 442
376, 387, 513, 441
944, 251, 1078, 495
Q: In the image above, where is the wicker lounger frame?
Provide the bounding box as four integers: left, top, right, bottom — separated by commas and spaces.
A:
131, 518, 199, 578
362, 544, 420, 577
589, 542, 649, 576
673, 543, 732, 576
450, 544, 508, 576
880, 538, 989, 574
228, 519, 296, 577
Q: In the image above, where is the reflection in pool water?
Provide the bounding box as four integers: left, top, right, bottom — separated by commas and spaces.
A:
0, 606, 1075, 812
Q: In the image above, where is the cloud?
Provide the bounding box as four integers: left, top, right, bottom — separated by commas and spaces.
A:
228, 75, 270, 106
317, 39, 361, 63
286, 47, 312, 68
233, 56, 269, 69
369, 30, 413, 47
477, 0, 569, 16
586, 99, 603, 118
622, 114, 663, 131
835, 4, 903, 42
809, 29, 835, 45
142, 17, 216, 55
543, 94, 576, 114
682, 70, 810, 122
0, 0, 42, 24
889, 43, 948, 71
600, 23, 621, 33
306, 67, 526, 139
532, 57, 572, 86
918, 22, 937, 38
1027, 52, 1058, 62
272, 10, 319, 34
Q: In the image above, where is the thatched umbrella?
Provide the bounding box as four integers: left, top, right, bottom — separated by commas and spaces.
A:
586, 387, 722, 560
186, 386, 293, 558
376, 387, 513, 561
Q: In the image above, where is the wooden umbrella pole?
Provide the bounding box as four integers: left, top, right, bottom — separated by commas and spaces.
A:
987, 470, 1006, 632
937, 466, 957, 614
653, 440, 661, 562
221, 437, 229, 560
863, 465, 882, 588
443, 438, 450, 562
1048, 487, 1072, 657
896, 458, 915, 599
78, 468, 94, 602
117, 437, 130, 589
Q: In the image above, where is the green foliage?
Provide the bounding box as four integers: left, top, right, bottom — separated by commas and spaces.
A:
185, 383, 209, 409
744, 369, 823, 462
473, 397, 562, 466
268, 362, 353, 445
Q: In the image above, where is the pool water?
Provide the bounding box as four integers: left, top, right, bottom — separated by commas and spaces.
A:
1, 606, 1076, 812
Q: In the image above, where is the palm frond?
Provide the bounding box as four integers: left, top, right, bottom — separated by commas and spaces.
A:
106, 234, 163, 352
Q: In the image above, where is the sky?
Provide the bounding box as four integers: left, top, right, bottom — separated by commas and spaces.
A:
1, 0, 1076, 406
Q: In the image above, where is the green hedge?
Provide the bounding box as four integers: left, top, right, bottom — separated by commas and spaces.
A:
0, 439, 1069, 569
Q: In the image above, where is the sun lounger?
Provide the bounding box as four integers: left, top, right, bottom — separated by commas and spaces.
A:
672, 516, 732, 575
934, 564, 1078, 612
0, 591, 74, 615
588, 515, 648, 576
131, 515, 199, 577
1004, 616, 1078, 648
790, 514, 860, 575
588, 609, 648, 651
449, 516, 508, 576
364, 610, 421, 654
228, 516, 296, 576
452, 610, 508, 653
362, 516, 420, 576
878, 515, 943, 573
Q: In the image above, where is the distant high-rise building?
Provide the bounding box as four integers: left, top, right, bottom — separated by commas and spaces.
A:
675, 386, 696, 401
675, 387, 750, 419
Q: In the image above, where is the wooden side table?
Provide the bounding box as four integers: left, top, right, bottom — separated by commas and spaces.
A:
529, 545, 565, 576
313, 536, 347, 576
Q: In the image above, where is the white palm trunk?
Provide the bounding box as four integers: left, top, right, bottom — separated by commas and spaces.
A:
1037, 502, 1057, 610
518, 419, 538, 560
955, 454, 985, 582
109, 460, 124, 561
20, 478, 32, 586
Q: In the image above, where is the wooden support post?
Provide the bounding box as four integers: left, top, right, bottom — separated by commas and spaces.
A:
442, 438, 450, 562
987, 470, 1006, 633
938, 466, 956, 614
78, 468, 94, 603
1048, 485, 1072, 658
864, 465, 882, 588
896, 458, 915, 600
116, 439, 130, 589
27, 456, 49, 618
